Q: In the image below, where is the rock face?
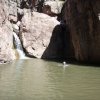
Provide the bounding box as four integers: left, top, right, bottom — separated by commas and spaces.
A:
0, 0, 65, 63
20, 10, 64, 59
44, 0, 64, 14
0, 26, 15, 63
0, 0, 16, 63
42, 5, 58, 17
61, 0, 100, 63
1, 0, 100, 64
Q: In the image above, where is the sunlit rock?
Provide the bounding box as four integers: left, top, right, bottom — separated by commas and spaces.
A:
20, 10, 64, 59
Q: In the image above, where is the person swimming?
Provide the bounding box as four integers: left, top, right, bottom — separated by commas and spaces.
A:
63, 61, 68, 67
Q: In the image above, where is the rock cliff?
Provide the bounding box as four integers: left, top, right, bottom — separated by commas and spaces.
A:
0, 0, 65, 63
20, 10, 61, 58
1, 0, 100, 64
0, 0, 16, 63
61, 0, 100, 63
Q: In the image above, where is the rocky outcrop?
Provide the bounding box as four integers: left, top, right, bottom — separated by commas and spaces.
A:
61, 0, 100, 63
1, 0, 100, 64
20, 10, 64, 59
42, 5, 58, 17
44, 0, 64, 14
0, 0, 65, 63
0, 0, 19, 63
0, 26, 15, 64
0, 1, 15, 63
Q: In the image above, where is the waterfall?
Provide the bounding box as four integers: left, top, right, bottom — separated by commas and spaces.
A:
13, 32, 26, 59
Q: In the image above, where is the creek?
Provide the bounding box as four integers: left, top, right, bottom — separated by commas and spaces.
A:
0, 59, 100, 100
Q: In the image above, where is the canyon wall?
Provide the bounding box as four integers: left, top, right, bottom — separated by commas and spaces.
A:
61, 0, 100, 63
1, 0, 100, 64
0, 0, 17, 63
0, 0, 65, 63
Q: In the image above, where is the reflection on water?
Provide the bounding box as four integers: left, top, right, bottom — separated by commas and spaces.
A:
0, 59, 100, 100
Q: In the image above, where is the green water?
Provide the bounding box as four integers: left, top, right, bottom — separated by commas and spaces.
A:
0, 59, 100, 100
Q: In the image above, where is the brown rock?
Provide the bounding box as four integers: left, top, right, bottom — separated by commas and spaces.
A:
61, 0, 100, 63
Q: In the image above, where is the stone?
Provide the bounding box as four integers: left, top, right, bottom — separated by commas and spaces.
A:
17, 8, 24, 17
0, 26, 16, 64
0, 0, 17, 64
61, 0, 100, 63
42, 5, 58, 17
12, 23, 19, 34
20, 10, 63, 59
44, 0, 64, 13
8, 15, 17, 23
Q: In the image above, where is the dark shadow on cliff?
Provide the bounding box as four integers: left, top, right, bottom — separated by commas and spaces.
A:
41, 21, 100, 67
41, 21, 75, 62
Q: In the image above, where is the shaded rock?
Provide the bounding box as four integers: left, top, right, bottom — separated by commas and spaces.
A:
42, 23, 71, 60
61, 0, 100, 63
41, 0, 64, 17
8, 15, 17, 23
20, 0, 38, 10
42, 5, 58, 17
20, 10, 61, 58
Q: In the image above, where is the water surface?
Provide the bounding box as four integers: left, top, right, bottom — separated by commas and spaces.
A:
0, 59, 100, 100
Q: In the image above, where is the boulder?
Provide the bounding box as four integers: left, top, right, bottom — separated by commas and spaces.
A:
61, 0, 100, 63
0, 26, 15, 64
20, 10, 64, 59
42, 5, 58, 17
44, 0, 64, 14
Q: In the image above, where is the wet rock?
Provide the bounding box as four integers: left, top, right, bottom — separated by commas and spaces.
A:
12, 23, 19, 34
